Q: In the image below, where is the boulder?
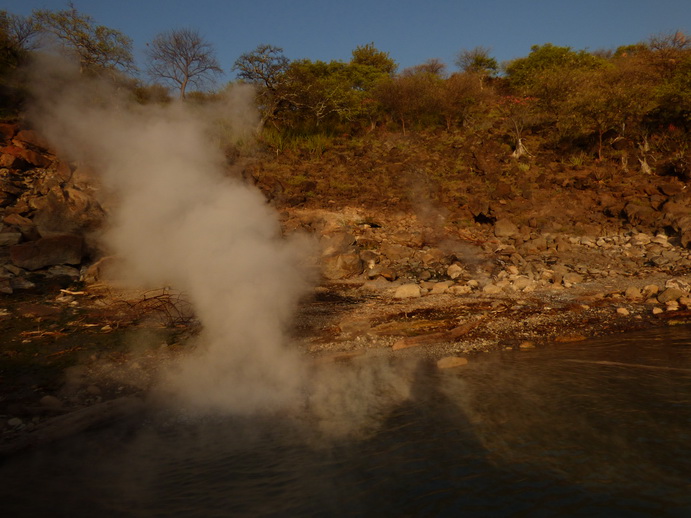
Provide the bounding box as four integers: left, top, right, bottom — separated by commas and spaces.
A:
658, 287, 685, 304
322, 248, 363, 280
494, 218, 519, 238
321, 232, 356, 256
624, 286, 643, 300
446, 263, 465, 280
10, 234, 84, 271
394, 283, 421, 299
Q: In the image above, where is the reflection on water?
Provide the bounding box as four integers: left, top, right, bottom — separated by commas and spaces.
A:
2, 326, 691, 517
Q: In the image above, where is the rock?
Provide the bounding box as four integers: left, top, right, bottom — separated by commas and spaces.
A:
494, 218, 519, 238
10, 277, 35, 290
430, 281, 453, 294
642, 284, 660, 298
632, 232, 652, 246
678, 296, 691, 309
14, 129, 50, 149
10, 234, 84, 271
658, 287, 685, 304
482, 283, 503, 294
381, 243, 415, 262
519, 341, 535, 349
0, 232, 21, 246
624, 286, 643, 300
360, 249, 378, 268
436, 356, 469, 369
394, 284, 421, 299
321, 232, 356, 256
563, 272, 584, 285
652, 307, 664, 315
616, 307, 630, 316
44, 265, 81, 279
421, 248, 446, 266
665, 278, 691, 291
7, 417, 23, 428
322, 248, 363, 280
0, 278, 12, 294
446, 263, 464, 280
512, 277, 534, 291
379, 267, 398, 281
449, 285, 472, 295
666, 301, 680, 311
554, 334, 588, 342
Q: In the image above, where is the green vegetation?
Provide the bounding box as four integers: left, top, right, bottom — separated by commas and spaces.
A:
0, 5, 689, 180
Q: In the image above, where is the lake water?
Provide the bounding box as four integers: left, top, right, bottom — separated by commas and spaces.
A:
2, 326, 691, 517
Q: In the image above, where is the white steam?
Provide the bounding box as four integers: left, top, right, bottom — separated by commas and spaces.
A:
29, 58, 312, 413
27, 58, 416, 431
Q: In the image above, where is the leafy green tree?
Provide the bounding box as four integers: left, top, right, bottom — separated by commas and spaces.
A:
275, 59, 360, 131
505, 43, 605, 89
246, 45, 395, 132
350, 43, 397, 75
146, 28, 222, 99
33, 4, 134, 75
504, 44, 607, 134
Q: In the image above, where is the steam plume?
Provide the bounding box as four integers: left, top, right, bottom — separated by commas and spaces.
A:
29, 57, 312, 413
26, 57, 417, 432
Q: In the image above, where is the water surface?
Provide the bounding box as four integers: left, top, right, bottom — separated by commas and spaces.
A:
2, 326, 690, 517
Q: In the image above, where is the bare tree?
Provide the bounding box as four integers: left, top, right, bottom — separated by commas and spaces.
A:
1, 10, 41, 51
233, 44, 289, 91
146, 28, 222, 99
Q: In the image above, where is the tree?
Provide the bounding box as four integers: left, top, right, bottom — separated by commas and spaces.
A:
455, 46, 498, 76
351, 43, 397, 75
439, 72, 493, 130
1, 10, 40, 52
146, 28, 222, 99
233, 44, 289, 90
33, 4, 134, 75
505, 43, 605, 90
376, 64, 445, 134
233, 44, 290, 125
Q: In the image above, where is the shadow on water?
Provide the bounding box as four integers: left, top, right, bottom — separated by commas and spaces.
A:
1, 326, 691, 517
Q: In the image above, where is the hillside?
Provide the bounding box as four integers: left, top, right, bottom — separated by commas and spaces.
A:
2, 121, 691, 451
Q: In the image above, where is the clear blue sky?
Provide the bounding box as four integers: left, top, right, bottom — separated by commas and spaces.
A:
3, 0, 690, 81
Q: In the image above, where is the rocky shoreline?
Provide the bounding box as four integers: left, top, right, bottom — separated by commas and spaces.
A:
290, 206, 691, 358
